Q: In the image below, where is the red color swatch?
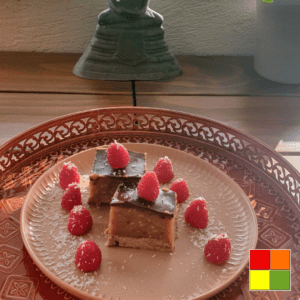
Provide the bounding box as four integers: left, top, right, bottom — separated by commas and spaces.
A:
250, 249, 270, 270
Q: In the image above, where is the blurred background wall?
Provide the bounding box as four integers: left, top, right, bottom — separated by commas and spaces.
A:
0, 0, 256, 55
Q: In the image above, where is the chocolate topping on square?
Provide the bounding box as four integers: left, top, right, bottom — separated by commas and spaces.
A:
93, 149, 146, 177
111, 183, 176, 217
88, 149, 146, 206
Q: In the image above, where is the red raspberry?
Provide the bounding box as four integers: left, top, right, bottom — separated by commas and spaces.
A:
137, 171, 159, 202
59, 162, 80, 190
61, 183, 82, 211
204, 233, 231, 264
153, 156, 174, 184
169, 178, 189, 203
185, 198, 209, 228
68, 205, 93, 236
75, 240, 102, 272
107, 141, 130, 169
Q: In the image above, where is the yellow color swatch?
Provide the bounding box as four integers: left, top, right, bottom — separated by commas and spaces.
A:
250, 270, 270, 290
270, 250, 290, 270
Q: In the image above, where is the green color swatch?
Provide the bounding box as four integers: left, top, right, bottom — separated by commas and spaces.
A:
270, 270, 290, 290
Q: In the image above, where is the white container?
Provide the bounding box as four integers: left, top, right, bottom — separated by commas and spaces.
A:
254, 0, 300, 84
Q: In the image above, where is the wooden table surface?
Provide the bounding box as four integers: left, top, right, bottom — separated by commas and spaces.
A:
1, 51, 300, 172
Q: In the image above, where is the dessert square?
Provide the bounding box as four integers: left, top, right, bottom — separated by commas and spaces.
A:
106, 183, 177, 252
88, 149, 146, 206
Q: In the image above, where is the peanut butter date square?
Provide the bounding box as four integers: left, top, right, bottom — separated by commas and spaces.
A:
88, 149, 146, 206
106, 184, 177, 252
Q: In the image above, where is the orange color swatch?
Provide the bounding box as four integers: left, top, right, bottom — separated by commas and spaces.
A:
270, 250, 290, 270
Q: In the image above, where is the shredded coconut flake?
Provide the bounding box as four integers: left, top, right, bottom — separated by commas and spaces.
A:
30, 156, 234, 300
72, 205, 84, 214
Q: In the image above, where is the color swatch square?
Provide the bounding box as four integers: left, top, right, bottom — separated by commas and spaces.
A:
249, 249, 291, 291
270, 270, 290, 290
270, 250, 290, 270
250, 249, 270, 270
250, 270, 270, 290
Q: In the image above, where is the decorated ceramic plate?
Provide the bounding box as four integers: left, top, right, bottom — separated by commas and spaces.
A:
20, 143, 258, 300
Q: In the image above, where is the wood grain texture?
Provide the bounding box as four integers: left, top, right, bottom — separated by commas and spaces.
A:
2, 52, 300, 96
135, 56, 300, 96
0, 92, 299, 171
137, 95, 300, 150
1, 52, 300, 170
1, 92, 300, 152
0, 93, 132, 145
0, 52, 132, 94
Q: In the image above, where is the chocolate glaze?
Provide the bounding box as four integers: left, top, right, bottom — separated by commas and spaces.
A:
111, 183, 176, 217
92, 149, 146, 177
88, 176, 141, 205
